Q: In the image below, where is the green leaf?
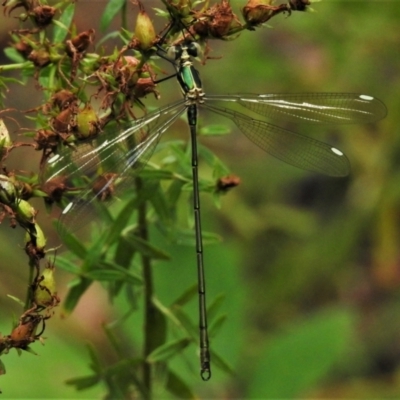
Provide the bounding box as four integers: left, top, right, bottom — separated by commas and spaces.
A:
3, 47, 25, 63
166, 179, 185, 208
21, 346, 38, 356
146, 338, 191, 363
146, 300, 168, 355
175, 228, 222, 246
248, 307, 355, 398
100, 0, 126, 32
209, 314, 227, 337
210, 350, 235, 375
96, 30, 121, 49
149, 182, 172, 224
139, 169, 174, 180
207, 293, 226, 322
6, 295, 25, 308
104, 197, 139, 245
153, 297, 183, 330
56, 223, 87, 260
55, 256, 80, 274
83, 261, 142, 286
99, 261, 142, 284
65, 375, 100, 390
171, 306, 198, 338
198, 144, 230, 177
62, 277, 93, 314
86, 343, 103, 374
85, 269, 131, 282
122, 228, 170, 260
171, 284, 198, 307
53, 2, 75, 42
113, 237, 137, 286
165, 369, 196, 399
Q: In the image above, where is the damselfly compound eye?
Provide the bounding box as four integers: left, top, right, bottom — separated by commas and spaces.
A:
187, 41, 201, 57
167, 45, 182, 60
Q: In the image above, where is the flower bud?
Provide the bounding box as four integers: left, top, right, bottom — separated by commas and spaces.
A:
16, 199, 36, 224
135, 2, 156, 50
0, 174, 17, 204
34, 262, 59, 308
75, 104, 99, 139
33, 223, 47, 250
0, 119, 12, 150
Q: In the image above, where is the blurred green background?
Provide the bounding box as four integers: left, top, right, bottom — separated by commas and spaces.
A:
1, 0, 400, 398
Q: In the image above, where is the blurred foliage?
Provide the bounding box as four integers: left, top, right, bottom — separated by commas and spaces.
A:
0, 0, 399, 399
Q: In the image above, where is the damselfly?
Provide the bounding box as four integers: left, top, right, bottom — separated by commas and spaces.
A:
45, 40, 387, 380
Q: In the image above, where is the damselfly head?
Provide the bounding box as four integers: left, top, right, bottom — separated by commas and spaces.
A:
167, 40, 201, 61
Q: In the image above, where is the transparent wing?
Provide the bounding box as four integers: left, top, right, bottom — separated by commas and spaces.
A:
202, 103, 350, 177
204, 93, 387, 124
43, 100, 187, 236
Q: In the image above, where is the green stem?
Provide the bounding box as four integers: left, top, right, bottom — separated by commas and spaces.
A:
136, 176, 153, 400
0, 61, 33, 72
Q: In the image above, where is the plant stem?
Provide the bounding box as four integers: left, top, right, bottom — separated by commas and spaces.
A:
136, 176, 153, 400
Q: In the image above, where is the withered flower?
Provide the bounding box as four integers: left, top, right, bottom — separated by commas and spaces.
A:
27, 48, 51, 67
216, 174, 241, 193
242, 0, 291, 28
41, 176, 68, 204
32, 5, 55, 28
13, 38, 33, 57
51, 89, 77, 111
289, 0, 311, 11
191, 0, 243, 39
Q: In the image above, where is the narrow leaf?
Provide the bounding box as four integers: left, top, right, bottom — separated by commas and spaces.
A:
171, 284, 198, 307
100, 0, 126, 32
62, 277, 92, 314
165, 369, 196, 399
123, 229, 170, 260
6, 295, 25, 307
207, 293, 226, 322
149, 183, 172, 224
65, 375, 100, 390
171, 306, 198, 338
3, 47, 25, 63
175, 228, 222, 246
56, 224, 87, 260
139, 169, 174, 180
209, 314, 227, 337
210, 350, 235, 375
147, 338, 191, 363
86, 343, 103, 374
53, 2, 75, 42
55, 256, 80, 274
